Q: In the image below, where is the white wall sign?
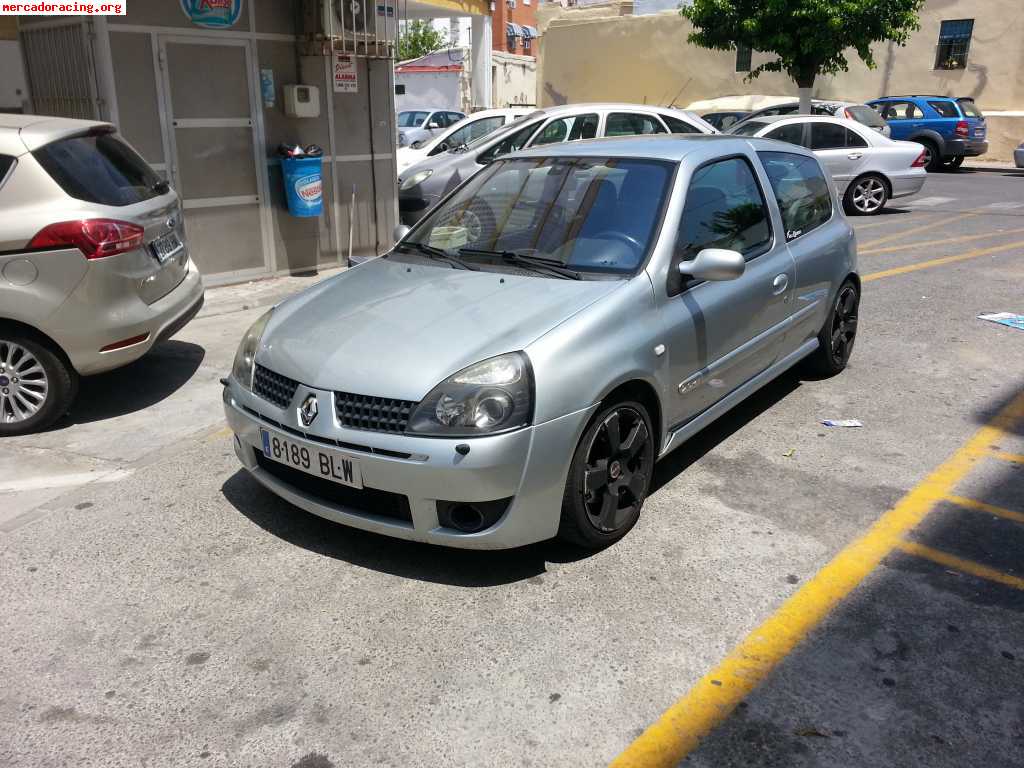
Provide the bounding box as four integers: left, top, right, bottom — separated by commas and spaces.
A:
333, 54, 358, 93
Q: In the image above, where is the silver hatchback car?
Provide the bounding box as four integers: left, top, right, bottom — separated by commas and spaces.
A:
0, 115, 203, 434
224, 135, 858, 550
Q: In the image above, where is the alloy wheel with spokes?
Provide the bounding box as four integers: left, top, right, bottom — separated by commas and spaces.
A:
830, 285, 859, 366
0, 340, 49, 424
561, 402, 655, 546
847, 175, 888, 215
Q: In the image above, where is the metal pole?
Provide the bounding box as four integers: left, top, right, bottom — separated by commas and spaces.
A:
348, 183, 356, 265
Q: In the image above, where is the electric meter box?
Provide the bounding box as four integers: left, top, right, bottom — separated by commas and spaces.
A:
283, 85, 320, 118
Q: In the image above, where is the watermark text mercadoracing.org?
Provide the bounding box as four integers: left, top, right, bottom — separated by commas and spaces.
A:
1, 2, 126, 13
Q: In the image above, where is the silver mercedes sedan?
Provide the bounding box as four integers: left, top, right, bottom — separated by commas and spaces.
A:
224, 135, 859, 550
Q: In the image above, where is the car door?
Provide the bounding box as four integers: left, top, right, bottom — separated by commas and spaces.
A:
808, 122, 868, 194
756, 149, 844, 353
660, 155, 795, 428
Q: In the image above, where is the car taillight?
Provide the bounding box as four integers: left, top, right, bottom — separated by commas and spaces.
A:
912, 150, 928, 168
27, 219, 145, 260
955, 120, 970, 138
844, 108, 854, 119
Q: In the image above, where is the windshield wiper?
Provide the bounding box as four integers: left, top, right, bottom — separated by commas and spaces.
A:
397, 241, 478, 270
459, 248, 582, 280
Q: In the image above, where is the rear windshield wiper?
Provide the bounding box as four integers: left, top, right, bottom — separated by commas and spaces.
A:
458, 248, 582, 280
397, 241, 478, 270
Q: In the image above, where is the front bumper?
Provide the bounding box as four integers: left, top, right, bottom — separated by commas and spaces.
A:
223, 380, 594, 549
397, 191, 439, 226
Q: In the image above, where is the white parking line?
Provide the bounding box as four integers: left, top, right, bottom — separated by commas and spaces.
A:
983, 202, 1024, 210
0, 469, 134, 493
904, 196, 957, 207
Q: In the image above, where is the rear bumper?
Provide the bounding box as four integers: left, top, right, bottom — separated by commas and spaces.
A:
1014, 148, 1024, 169
223, 379, 593, 549
889, 169, 928, 199
945, 138, 988, 158
56, 259, 204, 375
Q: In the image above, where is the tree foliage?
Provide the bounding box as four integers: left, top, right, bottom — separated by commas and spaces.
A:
398, 20, 449, 62
681, 0, 925, 88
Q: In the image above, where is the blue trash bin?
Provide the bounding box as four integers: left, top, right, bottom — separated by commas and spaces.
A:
281, 156, 323, 217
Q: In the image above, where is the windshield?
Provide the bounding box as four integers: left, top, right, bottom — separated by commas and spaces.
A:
958, 99, 984, 118
398, 111, 429, 128
844, 105, 886, 128
401, 156, 675, 275
729, 120, 769, 136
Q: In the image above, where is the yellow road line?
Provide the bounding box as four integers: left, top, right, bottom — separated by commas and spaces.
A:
989, 450, 1024, 465
897, 540, 1024, 592
204, 425, 232, 441
858, 212, 974, 250
851, 212, 936, 233
860, 226, 1024, 256
947, 494, 1024, 525
862, 239, 1024, 283
609, 390, 1024, 768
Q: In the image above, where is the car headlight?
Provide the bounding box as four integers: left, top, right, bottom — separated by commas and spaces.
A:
231, 309, 273, 391
400, 169, 432, 191
407, 352, 533, 437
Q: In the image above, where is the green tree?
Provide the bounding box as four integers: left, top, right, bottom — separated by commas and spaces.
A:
681, 0, 925, 112
398, 20, 449, 61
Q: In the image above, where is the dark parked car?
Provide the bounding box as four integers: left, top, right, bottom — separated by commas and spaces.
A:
701, 111, 750, 131
866, 96, 987, 171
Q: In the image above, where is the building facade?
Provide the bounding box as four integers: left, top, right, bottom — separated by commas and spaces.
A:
492, 0, 538, 57
537, 0, 1024, 161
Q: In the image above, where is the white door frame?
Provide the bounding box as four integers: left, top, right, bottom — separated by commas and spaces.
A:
154, 34, 275, 281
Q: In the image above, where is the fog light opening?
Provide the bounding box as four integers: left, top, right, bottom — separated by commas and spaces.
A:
449, 503, 486, 533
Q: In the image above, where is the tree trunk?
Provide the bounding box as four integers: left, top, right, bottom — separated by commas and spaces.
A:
795, 68, 816, 114
798, 87, 813, 114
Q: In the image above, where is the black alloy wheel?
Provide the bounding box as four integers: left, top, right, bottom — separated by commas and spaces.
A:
830, 283, 859, 367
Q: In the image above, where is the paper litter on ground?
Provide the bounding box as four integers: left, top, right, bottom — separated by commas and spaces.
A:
821, 419, 863, 428
978, 312, 1024, 331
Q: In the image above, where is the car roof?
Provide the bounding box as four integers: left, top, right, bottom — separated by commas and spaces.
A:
509, 133, 805, 163
532, 102, 698, 117
740, 114, 858, 125
874, 95, 960, 101
0, 114, 114, 155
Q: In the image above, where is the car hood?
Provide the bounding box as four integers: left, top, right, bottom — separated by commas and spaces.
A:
257, 257, 623, 401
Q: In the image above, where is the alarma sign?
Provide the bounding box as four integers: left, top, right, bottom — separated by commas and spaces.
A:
333, 53, 358, 93
180, 0, 243, 29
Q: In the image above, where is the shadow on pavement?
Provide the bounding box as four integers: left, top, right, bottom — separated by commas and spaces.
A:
678, 386, 1024, 767
61, 340, 205, 426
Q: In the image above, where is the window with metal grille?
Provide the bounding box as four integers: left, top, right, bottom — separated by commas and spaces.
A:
736, 44, 752, 73
935, 19, 974, 70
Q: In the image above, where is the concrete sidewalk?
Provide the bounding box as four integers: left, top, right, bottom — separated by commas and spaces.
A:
199, 266, 347, 319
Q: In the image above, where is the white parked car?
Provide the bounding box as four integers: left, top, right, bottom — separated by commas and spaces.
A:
397, 107, 533, 175
397, 109, 466, 148
730, 115, 926, 215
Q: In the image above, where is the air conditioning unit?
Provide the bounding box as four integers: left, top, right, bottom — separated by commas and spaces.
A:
302, 0, 397, 58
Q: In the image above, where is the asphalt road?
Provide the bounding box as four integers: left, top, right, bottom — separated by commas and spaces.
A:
2, 168, 1024, 768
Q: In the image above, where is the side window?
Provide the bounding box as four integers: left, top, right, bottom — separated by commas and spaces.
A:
670, 157, 771, 294
758, 151, 833, 241
605, 113, 667, 137
448, 112, 466, 125
0, 155, 15, 191
478, 121, 542, 164
662, 115, 700, 134
764, 123, 805, 146
845, 128, 868, 148
532, 114, 598, 145
928, 100, 960, 118
432, 117, 503, 155
810, 122, 848, 150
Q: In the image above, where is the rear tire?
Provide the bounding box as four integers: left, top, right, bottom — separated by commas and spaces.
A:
0, 332, 76, 436
918, 140, 942, 172
558, 400, 655, 549
843, 174, 889, 216
942, 155, 965, 171
801, 280, 860, 378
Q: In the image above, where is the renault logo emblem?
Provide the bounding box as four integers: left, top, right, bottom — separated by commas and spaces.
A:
299, 393, 319, 427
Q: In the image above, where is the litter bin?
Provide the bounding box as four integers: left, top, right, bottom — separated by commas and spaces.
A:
281, 155, 323, 217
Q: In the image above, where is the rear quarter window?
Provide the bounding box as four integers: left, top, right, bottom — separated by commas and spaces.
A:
928, 100, 960, 118
0, 155, 15, 191
33, 132, 162, 206
844, 105, 886, 129
958, 99, 983, 118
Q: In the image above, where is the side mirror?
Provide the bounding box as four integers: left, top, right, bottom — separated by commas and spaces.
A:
411, 139, 425, 149
677, 248, 745, 281
393, 224, 410, 241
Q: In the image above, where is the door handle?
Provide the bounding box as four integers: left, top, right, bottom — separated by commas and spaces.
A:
847, 152, 863, 160
772, 274, 789, 295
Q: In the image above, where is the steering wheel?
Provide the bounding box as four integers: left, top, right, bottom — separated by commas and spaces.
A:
590, 231, 644, 251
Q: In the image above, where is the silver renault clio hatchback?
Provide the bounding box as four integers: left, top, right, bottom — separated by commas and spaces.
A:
0, 115, 203, 435
225, 135, 858, 550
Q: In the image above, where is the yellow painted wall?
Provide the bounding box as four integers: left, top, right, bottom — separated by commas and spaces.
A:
538, 0, 1024, 158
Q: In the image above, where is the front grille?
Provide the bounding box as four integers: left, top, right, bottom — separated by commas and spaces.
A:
255, 452, 413, 524
335, 391, 418, 433
253, 364, 299, 409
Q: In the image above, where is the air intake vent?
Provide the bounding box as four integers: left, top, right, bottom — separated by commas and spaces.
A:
253, 365, 299, 409
334, 391, 417, 433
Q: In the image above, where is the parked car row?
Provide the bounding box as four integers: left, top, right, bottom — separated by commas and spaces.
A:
396, 108, 467, 149
703, 94, 988, 172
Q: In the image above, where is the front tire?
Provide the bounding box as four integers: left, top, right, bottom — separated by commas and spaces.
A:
844, 174, 889, 216
558, 401, 655, 549
0, 332, 76, 436
801, 280, 860, 378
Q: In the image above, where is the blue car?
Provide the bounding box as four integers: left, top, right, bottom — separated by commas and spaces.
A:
866, 95, 987, 171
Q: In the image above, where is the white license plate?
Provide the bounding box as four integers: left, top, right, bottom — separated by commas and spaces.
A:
259, 427, 363, 489
150, 231, 184, 262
